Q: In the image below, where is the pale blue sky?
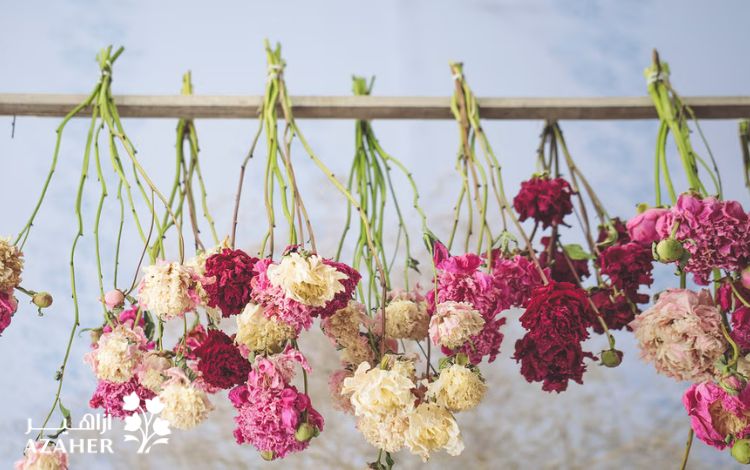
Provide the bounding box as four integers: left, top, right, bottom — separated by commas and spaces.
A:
1, 1, 749, 468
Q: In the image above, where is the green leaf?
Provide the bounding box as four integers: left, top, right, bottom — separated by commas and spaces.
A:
563, 243, 592, 261
59, 400, 73, 429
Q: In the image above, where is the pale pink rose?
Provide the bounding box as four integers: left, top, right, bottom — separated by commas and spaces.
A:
103, 289, 125, 309
630, 289, 726, 382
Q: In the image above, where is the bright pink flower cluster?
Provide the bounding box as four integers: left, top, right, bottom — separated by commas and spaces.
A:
203, 248, 258, 317
513, 175, 574, 229
626, 207, 668, 244
229, 348, 323, 459
0, 290, 18, 335
513, 281, 594, 393
683, 378, 750, 449
428, 242, 506, 364
89, 377, 155, 418
656, 194, 750, 284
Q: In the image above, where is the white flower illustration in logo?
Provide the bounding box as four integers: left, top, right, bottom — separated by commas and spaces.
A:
122, 392, 171, 453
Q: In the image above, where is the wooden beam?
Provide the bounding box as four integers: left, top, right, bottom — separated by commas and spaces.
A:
1, 94, 749, 120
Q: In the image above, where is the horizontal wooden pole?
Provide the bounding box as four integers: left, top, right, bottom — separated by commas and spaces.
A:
1, 94, 749, 120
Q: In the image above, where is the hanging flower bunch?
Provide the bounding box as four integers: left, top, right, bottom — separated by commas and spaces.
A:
624, 51, 750, 467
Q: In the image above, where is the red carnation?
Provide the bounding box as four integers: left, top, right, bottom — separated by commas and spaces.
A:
597, 242, 653, 295
513, 176, 574, 229
513, 281, 594, 392
203, 248, 258, 317
538, 236, 590, 284
514, 334, 594, 393
193, 329, 251, 390
518, 281, 591, 342
588, 287, 638, 333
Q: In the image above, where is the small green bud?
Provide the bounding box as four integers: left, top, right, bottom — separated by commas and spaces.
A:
260, 450, 275, 461
732, 439, 750, 464
636, 202, 650, 214
600, 349, 623, 368
295, 422, 316, 442
32, 292, 53, 309
655, 238, 684, 263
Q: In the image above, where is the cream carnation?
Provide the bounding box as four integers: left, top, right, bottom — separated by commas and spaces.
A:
340, 335, 376, 367
84, 325, 145, 383
138, 261, 197, 320
427, 364, 486, 411
381, 299, 429, 341
0, 237, 23, 292
267, 252, 347, 307
341, 361, 415, 419
405, 403, 464, 462
429, 301, 485, 349
322, 301, 366, 347
630, 288, 726, 382
14, 441, 68, 470
357, 413, 409, 453
158, 379, 213, 430
235, 303, 295, 354
134, 351, 172, 392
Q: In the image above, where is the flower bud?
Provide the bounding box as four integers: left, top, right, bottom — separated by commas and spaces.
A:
260, 450, 275, 461
32, 292, 53, 309
90, 328, 103, 345
600, 349, 623, 368
103, 289, 125, 309
636, 202, 650, 214
732, 439, 750, 464
655, 238, 684, 263
742, 267, 750, 290
295, 422, 316, 442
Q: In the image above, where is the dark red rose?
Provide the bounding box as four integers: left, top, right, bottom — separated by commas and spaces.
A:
731, 306, 750, 351
538, 236, 590, 283
203, 248, 258, 317
513, 333, 595, 393
513, 176, 574, 229
588, 287, 638, 333
193, 329, 251, 389
597, 242, 653, 296
518, 281, 591, 342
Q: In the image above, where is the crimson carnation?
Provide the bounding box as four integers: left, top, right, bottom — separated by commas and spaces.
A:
597, 242, 653, 295
588, 288, 638, 333
514, 334, 594, 393
731, 307, 750, 351
203, 248, 258, 317
513, 175, 574, 228
89, 378, 155, 418
538, 236, 590, 283
518, 281, 591, 342
193, 329, 251, 389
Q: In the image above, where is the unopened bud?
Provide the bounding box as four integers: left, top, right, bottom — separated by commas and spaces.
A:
655, 238, 684, 263
32, 292, 53, 309
600, 349, 623, 368
636, 202, 649, 214
103, 289, 125, 309
732, 439, 750, 464
260, 450, 275, 461
742, 267, 750, 290
90, 328, 103, 345
295, 422, 316, 442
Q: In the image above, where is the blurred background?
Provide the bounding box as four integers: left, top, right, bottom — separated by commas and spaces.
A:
1, 0, 749, 468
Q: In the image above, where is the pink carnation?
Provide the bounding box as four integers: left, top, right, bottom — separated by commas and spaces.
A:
731, 307, 750, 351
445, 316, 506, 365
683, 378, 750, 449
656, 194, 750, 284
629, 289, 726, 382
328, 369, 354, 414
0, 290, 18, 335
89, 378, 155, 418
230, 355, 323, 459
626, 207, 668, 245
14, 441, 69, 470
490, 253, 548, 310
